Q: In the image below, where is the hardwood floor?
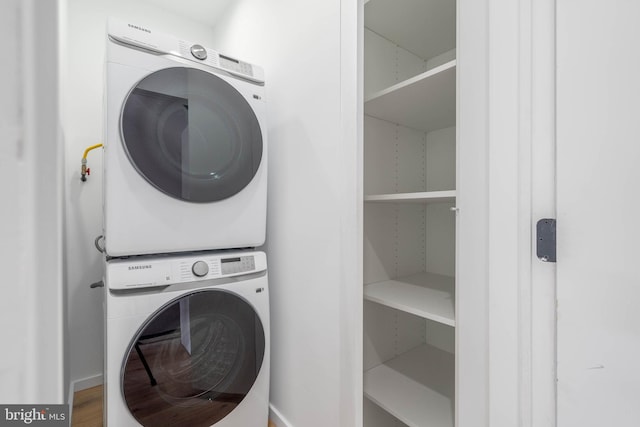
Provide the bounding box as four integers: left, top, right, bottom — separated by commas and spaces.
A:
71, 385, 277, 426
72, 385, 103, 427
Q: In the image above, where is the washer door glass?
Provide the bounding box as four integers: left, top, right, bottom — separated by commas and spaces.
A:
121, 67, 263, 203
122, 290, 265, 427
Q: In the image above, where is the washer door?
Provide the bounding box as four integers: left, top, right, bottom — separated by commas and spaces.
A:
121, 67, 263, 203
122, 290, 265, 427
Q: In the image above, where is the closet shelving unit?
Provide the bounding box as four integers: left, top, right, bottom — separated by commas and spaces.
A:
364, 272, 455, 327
364, 60, 456, 133
362, 0, 457, 426
364, 190, 455, 204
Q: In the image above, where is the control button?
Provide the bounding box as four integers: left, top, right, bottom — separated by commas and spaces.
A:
190, 44, 207, 60
192, 261, 209, 277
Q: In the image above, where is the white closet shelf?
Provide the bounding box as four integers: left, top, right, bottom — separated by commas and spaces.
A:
364, 272, 455, 326
364, 190, 456, 204
365, 0, 455, 61
364, 60, 456, 133
364, 344, 454, 427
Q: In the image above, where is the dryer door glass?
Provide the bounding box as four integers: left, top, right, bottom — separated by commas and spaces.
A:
121, 67, 263, 203
121, 289, 265, 427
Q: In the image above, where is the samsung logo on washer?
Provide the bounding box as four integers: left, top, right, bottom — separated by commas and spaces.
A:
129, 265, 152, 271
128, 23, 151, 33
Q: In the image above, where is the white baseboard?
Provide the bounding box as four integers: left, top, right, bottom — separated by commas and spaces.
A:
269, 404, 293, 427
71, 374, 104, 393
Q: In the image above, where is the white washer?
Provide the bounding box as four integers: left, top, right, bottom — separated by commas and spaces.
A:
104, 250, 269, 427
104, 20, 267, 257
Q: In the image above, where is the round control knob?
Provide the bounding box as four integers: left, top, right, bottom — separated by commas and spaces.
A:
192, 261, 209, 277
190, 44, 207, 60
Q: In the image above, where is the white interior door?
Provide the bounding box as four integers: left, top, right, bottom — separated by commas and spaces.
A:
557, 1, 640, 426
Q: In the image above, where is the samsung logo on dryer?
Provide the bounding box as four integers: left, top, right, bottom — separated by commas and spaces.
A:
129, 265, 152, 271
128, 23, 151, 33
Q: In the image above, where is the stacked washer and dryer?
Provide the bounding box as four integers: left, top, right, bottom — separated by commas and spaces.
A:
102, 20, 269, 427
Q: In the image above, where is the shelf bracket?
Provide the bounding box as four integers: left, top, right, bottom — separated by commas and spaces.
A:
536, 218, 556, 262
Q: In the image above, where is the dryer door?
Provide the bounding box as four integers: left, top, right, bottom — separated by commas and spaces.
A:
121, 289, 265, 427
121, 67, 263, 203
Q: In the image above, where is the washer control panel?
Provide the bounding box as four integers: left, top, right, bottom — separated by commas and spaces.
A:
106, 251, 266, 290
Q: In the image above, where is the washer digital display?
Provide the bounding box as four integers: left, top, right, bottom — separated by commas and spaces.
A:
221, 256, 255, 275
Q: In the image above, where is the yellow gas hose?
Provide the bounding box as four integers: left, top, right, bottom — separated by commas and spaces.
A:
81, 143, 103, 182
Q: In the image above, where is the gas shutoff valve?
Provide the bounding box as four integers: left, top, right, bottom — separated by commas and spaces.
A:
81, 143, 103, 182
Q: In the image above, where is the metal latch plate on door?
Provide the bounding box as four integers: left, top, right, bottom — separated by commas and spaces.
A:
536, 218, 556, 262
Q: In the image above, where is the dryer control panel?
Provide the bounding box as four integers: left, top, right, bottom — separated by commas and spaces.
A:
107, 19, 265, 84
106, 251, 267, 290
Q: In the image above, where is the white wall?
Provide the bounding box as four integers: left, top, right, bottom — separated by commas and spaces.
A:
210, 1, 361, 426
61, 0, 222, 387
0, 0, 65, 403
557, 1, 640, 425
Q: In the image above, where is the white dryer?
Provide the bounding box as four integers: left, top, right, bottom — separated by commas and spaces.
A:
104, 20, 267, 257
104, 250, 269, 427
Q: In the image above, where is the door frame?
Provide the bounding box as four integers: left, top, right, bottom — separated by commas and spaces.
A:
0, 0, 65, 403
457, 0, 556, 426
